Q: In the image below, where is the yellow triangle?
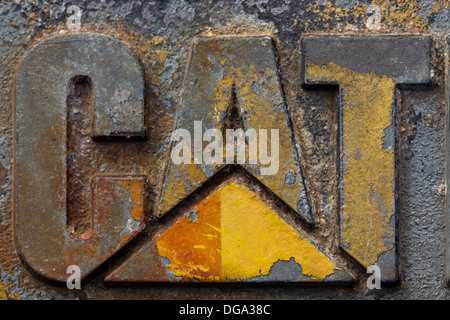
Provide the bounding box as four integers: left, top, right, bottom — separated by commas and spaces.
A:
156, 179, 339, 281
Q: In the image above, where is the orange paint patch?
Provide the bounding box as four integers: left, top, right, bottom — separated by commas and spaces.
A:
117, 178, 145, 222
157, 192, 222, 280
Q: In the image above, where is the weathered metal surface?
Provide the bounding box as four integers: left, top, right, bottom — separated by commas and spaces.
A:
447, 34, 450, 286
105, 36, 355, 284
0, 0, 448, 300
107, 175, 352, 283
157, 36, 313, 223
14, 33, 146, 282
302, 35, 432, 283
302, 35, 431, 85
17, 173, 145, 282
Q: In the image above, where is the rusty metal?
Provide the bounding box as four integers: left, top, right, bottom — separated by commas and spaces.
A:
157, 36, 313, 223
0, 0, 449, 301
302, 35, 432, 283
106, 172, 352, 284
14, 33, 147, 282
104, 36, 358, 284
446, 34, 450, 286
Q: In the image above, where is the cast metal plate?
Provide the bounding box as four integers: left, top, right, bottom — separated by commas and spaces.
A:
0, 0, 448, 300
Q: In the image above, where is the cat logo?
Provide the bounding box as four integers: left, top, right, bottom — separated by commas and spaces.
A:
14, 32, 432, 285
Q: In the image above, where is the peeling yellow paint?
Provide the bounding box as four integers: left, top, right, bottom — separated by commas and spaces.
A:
304, 0, 431, 32
219, 181, 338, 280
157, 179, 338, 281
0, 281, 21, 300
423, 0, 450, 19
158, 40, 309, 218
213, 62, 305, 211
306, 61, 395, 268
160, 160, 208, 215
159, 50, 306, 216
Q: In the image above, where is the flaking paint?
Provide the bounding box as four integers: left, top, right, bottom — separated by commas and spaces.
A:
306, 61, 395, 268
156, 180, 338, 281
